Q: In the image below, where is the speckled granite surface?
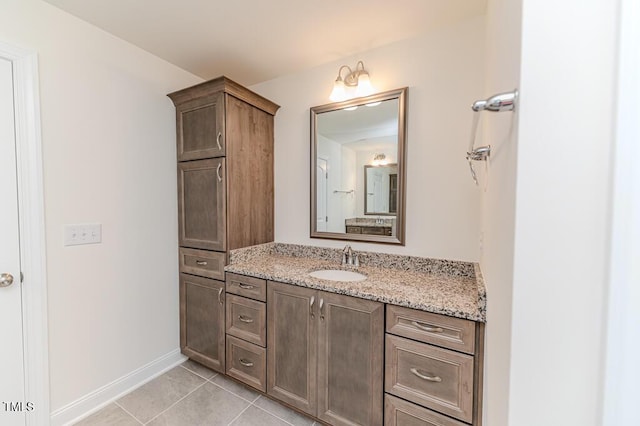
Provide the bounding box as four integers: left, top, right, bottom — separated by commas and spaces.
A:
226, 243, 486, 322
345, 217, 395, 227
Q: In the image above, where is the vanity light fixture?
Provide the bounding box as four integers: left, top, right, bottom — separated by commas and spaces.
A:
372, 153, 388, 166
329, 61, 375, 102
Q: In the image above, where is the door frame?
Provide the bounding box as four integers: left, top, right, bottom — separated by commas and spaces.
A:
602, 0, 640, 424
0, 41, 50, 425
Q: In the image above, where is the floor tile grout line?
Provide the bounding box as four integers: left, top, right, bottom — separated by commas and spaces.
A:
207, 379, 261, 404
114, 400, 144, 425
179, 364, 218, 381
226, 401, 255, 426
250, 403, 299, 426
142, 379, 208, 425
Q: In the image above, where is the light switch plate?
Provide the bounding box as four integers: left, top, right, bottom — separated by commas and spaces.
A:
64, 224, 102, 246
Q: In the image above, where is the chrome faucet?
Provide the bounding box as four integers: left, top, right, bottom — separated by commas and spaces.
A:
342, 245, 359, 267
342, 245, 352, 265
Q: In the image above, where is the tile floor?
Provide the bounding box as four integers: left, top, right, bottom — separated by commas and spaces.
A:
75, 360, 319, 426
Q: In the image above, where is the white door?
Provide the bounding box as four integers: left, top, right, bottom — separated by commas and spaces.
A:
316, 158, 328, 232
0, 57, 26, 426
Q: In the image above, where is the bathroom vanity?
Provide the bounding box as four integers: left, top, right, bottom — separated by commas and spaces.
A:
220, 243, 486, 426
168, 79, 485, 426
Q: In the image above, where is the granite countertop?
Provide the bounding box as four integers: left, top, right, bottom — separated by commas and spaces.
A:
224, 243, 486, 322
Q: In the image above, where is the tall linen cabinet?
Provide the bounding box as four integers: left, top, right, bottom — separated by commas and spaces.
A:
168, 77, 279, 372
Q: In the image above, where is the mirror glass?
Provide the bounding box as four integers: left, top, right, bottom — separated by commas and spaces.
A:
311, 88, 407, 245
365, 163, 398, 215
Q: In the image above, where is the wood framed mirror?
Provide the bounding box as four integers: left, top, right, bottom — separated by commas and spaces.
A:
310, 87, 407, 245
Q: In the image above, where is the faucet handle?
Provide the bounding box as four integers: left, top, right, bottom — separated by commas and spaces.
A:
342, 252, 347, 265
353, 254, 359, 267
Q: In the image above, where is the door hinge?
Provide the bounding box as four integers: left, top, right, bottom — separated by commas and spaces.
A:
20, 272, 24, 283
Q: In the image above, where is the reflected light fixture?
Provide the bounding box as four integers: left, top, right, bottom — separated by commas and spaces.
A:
372, 153, 388, 166
329, 61, 375, 102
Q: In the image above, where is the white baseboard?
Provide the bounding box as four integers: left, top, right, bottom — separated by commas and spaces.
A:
50, 348, 187, 426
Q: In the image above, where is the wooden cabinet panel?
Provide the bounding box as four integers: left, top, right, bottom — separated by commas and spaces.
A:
226, 272, 267, 301
385, 335, 474, 423
179, 247, 226, 280
226, 335, 266, 392
387, 305, 476, 354
226, 95, 274, 250
384, 395, 467, 426
179, 273, 225, 373
177, 158, 226, 251
317, 292, 384, 426
176, 92, 225, 161
225, 294, 266, 347
267, 281, 317, 416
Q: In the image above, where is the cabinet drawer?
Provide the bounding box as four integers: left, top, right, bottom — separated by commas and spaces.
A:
179, 248, 226, 280
387, 305, 476, 354
384, 394, 466, 426
346, 226, 362, 234
226, 294, 266, 346
361, 226, 391, 236
226, 335, 266, 392
226, 272, 267, 302
385, 335, 474, 423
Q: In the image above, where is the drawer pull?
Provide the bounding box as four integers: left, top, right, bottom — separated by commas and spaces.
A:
238, 283, 255, 290
216, 132, 223, 150
239, 358, 254, 367
411, 321, 444, 333
195, 260, 208, 266
410, 368, 442, 382
238, 315, 254, 323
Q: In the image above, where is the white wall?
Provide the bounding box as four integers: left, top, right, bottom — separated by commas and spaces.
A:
507, 1, 617, 425
479, 0, 521, 425
0, 0, 201, 416
251, 14, 486, 261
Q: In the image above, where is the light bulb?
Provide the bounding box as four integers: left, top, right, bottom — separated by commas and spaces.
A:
355, 72, 374, 97
329, 79, 347, 102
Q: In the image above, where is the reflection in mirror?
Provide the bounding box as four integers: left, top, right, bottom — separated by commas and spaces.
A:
311, 88, 407, 245
365, 163, 398, 215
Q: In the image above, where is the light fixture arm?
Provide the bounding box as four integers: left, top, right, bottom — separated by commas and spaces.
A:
329, 60, 374, 101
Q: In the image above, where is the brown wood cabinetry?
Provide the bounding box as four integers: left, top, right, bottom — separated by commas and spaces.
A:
179, 273, 225, 372
169, 77, 279, 372
267, 280, 384, 426
385, 306, 485, 426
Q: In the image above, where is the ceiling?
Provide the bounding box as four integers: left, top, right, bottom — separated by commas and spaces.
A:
42, 0, 487, 86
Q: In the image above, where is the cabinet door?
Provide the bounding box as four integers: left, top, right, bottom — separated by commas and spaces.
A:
178, 158, 226, 251
267, 281, 318, 416
176, 92, 225, 161
317, 292, 384, 426
179, 273, 225, 373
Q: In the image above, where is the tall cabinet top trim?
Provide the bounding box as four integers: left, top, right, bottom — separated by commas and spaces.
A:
167, 75, 280, 115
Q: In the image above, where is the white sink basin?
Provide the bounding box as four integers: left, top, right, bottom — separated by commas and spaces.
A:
308, 269, 367, 282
